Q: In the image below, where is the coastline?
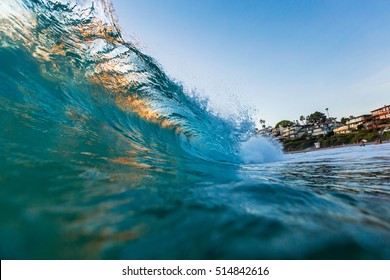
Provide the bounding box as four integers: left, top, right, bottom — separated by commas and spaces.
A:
285, 139, 390, 154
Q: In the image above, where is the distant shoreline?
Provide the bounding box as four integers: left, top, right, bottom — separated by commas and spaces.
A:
285, 140, 390, 154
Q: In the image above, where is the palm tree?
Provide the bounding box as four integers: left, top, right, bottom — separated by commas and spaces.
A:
299, 115, 305, 125
325, 108, 330, 118
259, 119, 266, 129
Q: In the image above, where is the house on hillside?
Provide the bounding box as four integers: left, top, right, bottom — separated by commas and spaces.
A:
271, 126, 285, 140
371, 105, 390, 120
365, 105, 390, 129
256, 126, 272, 136
282, 126, 306, 140
311, 121, 340, 137
346, 115, 371, 130
311, 126, 327, 137
333, 125, 350, 135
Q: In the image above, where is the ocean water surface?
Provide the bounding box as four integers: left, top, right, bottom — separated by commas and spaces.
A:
0, 0, 389, 259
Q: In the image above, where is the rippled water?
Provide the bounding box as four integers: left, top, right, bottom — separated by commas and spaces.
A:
1, 143, 389, 259
1, 0, 389, 259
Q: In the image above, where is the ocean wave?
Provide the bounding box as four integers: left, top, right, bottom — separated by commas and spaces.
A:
0, 0, 281, 164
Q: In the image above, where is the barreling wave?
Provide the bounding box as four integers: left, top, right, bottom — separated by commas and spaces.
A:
0, 0, 282, 165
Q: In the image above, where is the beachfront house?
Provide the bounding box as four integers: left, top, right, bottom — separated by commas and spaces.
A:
367, 105, 390, 129
346, 115, 371, 130
311, 123, 337, 137
333, 125, 350, 135
282, 126, 305, 140
256, 126, 273, 136
311, 126, 327, 137
371, 105, 390, 120
271, 126, 285, 140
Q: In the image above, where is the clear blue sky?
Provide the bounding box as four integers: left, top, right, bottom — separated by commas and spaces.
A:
112, 0, 390, 126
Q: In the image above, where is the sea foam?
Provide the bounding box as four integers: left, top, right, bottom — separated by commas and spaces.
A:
239, 136, 284, 164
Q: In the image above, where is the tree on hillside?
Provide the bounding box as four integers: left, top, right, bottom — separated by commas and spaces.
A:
306, 111, 326, 125
259, 119, 266, 129
340, 117, 349, 125
275, 120, 295, 128
299, 115, 306, 125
